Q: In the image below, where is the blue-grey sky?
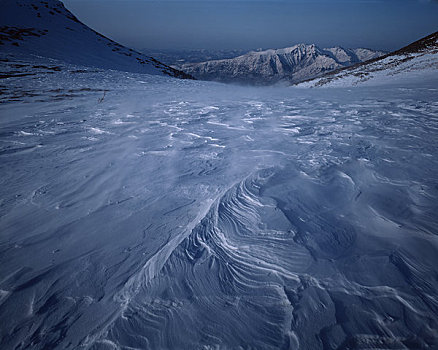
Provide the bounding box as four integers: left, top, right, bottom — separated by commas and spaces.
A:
63, 0, 438, 51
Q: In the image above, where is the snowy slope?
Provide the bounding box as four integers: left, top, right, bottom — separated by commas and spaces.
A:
177, 44, 383, 85
1, 50, 438, 349
0, 0, 193, 78
299, 31, 438, 87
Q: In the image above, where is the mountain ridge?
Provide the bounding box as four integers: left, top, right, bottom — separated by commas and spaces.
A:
176, 44, 384, 85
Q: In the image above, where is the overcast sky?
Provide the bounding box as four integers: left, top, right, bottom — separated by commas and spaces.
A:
62, 0, 438, 51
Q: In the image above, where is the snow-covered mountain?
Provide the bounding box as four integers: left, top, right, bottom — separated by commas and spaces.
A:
177, 44, 384, 85
299, 31, 438, 87
0, 0, 193, 78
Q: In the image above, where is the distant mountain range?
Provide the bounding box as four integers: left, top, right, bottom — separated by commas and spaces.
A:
176, 45, 385, 85
298, 31, 438, 87
0, 0, 192, 78
140, 48, 249, 67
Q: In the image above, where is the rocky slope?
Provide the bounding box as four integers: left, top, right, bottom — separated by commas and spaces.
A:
177, 44, 384, 85
298, 31, 438, 87
0, 0, 192, 78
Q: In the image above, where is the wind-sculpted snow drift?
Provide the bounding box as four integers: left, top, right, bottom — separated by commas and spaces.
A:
0, 53, 438, 350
